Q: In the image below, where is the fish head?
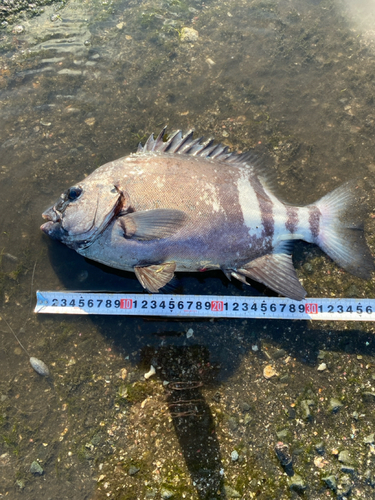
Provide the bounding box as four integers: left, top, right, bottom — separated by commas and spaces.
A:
41, 181, 124, 250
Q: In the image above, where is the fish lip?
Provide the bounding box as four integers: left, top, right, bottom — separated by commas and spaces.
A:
40, 220, 56, 234
42, 206, 61, 223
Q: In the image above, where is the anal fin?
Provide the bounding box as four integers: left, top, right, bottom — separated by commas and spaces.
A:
235, 253, 306, 301
134, 262, 176, 293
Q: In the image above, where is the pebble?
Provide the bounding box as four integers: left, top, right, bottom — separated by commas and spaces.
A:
288, 474, 306, 492
300, 400, 313, 420
315, 442, 325, 455
272, 348, 286, 359
341, 466, 356, 476
144, 365, 156, 379
186, 328, 194, 338
84, 117, 96, 127
223, 485, 241, 498
317, 362, 327, 371
338, 450, 352, 464
323, 475, 337, 491
276, 429, 289, 440
239, 401, 251, 412
365, 469, 375, 487
274, 442, 292, 467
3, 253, 17, 262
160, 488, 174, 499
329, 398, 343, 413
263, 364, 277, 379
30, 461, 44, 475
29, 357, 50, 377
231, 450, 239, 462
362, 391, 375, 403
338, 474, 352, 496
180, 27, 199, 42
364, 433, 375, 444
12, 25, 24, 34
227, 416, 239, 431
128, 466, 140, 476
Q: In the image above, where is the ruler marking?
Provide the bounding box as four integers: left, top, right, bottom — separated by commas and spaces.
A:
34, 291, 375, 321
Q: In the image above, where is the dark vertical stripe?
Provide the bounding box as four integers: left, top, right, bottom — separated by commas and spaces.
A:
308, 206, 320, 239
250, 175, 274, 238
285, 206, 299, 234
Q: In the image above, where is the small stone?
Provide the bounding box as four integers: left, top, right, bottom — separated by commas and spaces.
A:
303, 262, 314, 274
288, 474, 306, 492
341, 466, 356, 476
30, 357, 50, 377
223, 485, 241, 498
180, 27, 199, 42
300, 400, 312, 420
12, 25, 24, 34
323, 475, 337, 491
346, 284, 359, 297
317, 362, 327, 371
272, 348, 286, 359
186, 328, 194, 338
276, 429, 289, 440
15, 479, 25, 490
118, 368, 128, 380
30, 461, 44, 475
364, 469, 375, 487
364, 433, 375, 444
116, 22, 124, 30
239, 401, 251, 412
145, 490, 157, 498
128, 466, 140, 476
315, 442, 325, 455
352, 411, 359, 420
231, 450, 239, 462
161, 488, 174, 499
243, 414, 252, 425
329, 398, 343, 413
85, 117, 96, 126
144, 365, 156, 379
338, 474, 352, 496
251, 344, 259, 351
362, 391, 375, 403
317, 350, 327, 360
263, 364, 278, 379
227, 416, 239, 431
274, 442, 292, 467
338, 450, 352, 464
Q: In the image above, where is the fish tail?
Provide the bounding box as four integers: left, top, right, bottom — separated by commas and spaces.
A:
311, 181, 374, 279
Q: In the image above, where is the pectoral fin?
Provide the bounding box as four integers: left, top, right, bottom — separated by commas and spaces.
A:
134, 262, 177, 293
233, 253, 306, 301
119, 209, 187, 240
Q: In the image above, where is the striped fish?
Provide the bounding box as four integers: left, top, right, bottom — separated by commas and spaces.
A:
41, 127, 374, 300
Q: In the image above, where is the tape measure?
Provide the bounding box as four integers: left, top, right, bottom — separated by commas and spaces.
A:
35, 291, 375, 321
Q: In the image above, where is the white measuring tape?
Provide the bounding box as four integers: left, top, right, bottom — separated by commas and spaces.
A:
35, 291, 375, 321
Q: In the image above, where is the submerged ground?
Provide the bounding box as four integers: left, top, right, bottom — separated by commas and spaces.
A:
1, 0, 375, 498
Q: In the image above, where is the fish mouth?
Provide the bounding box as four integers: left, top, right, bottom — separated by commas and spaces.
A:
41, 207, 64, 240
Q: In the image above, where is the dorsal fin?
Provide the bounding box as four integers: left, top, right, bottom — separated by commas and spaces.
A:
136, 127, 253, 164
136, 127, 279, 191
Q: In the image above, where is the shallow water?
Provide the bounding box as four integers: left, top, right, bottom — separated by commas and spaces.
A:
1, 0, 375, 498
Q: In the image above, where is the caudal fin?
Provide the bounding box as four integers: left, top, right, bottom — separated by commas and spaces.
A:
313, 181, 374, 280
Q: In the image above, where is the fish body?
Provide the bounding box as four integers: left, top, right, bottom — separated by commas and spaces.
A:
41, 128, 374, 299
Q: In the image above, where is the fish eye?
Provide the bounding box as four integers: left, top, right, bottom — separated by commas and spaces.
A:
67, 186, 82, 201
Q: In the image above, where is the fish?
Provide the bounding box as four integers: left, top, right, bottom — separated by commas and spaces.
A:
41, 127, 374, 300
